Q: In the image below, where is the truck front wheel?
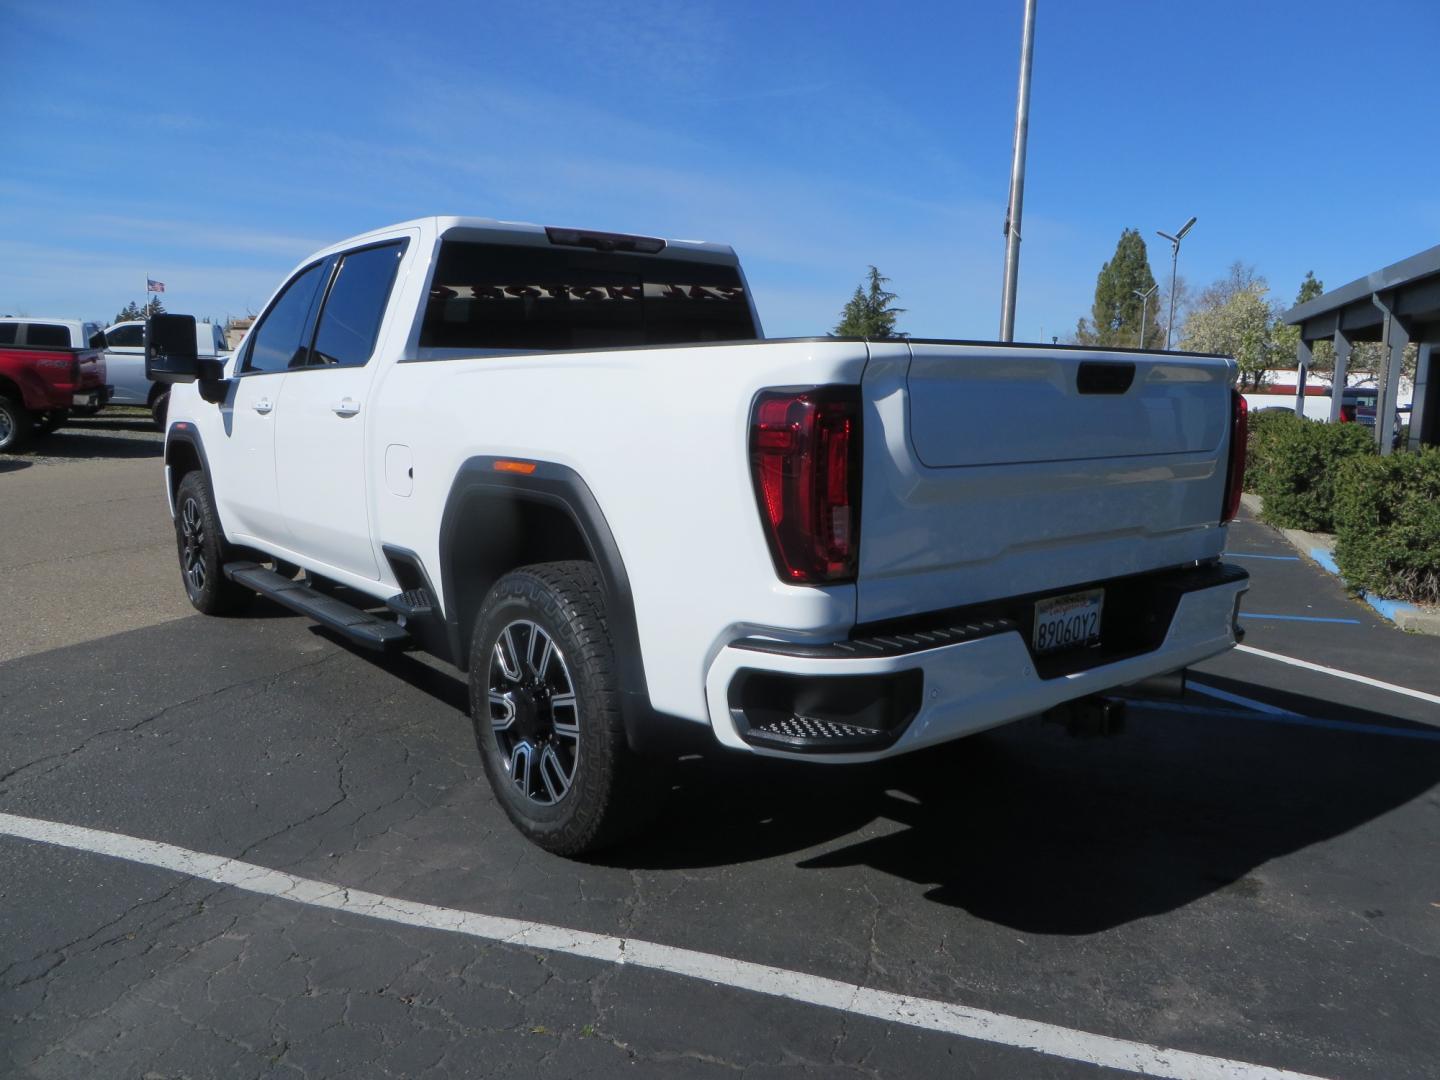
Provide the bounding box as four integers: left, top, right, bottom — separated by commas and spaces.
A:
173, 471, 252, 615
150, 389, 170, 431
468, 561, 651, 856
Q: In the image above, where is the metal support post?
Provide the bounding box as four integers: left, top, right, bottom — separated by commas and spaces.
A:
1373, 293, 1410, 454
1328, 327, 1352, 423
1293, 338, 1312, 417
1411, 341, 1435, 449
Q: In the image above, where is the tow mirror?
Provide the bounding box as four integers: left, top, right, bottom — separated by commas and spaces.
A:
147, 314, 229, 404
145, 314, 200, 383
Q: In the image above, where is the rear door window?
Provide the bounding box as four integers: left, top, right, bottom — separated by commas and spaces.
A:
0, 324, 15, 345
243, 262, 327, 374
418, 241, 756, 352
308, 241, 406, 368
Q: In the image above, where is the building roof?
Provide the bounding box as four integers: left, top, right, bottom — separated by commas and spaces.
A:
1283, 243, 1440, 343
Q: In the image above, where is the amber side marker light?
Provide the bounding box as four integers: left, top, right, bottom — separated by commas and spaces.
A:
494, 460, 537, 475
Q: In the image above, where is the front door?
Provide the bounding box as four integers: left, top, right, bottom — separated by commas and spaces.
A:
214, 260, 328, 549
102, 323, 147, 405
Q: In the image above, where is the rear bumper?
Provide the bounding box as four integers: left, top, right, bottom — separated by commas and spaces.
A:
71, 385, 112, 408
704, 563, 1248, 762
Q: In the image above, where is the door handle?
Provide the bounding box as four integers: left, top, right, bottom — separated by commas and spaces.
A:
331, 398, 361, 418
253, 397, 273, 414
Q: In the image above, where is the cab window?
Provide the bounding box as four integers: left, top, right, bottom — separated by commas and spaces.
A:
106, 324, 145, 348
27, 324, 70, 348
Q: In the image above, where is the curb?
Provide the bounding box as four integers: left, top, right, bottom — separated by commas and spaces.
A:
1238, 492, 1440, 635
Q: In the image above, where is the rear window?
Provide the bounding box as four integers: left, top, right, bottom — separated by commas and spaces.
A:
418, 242, 757, 352
27, 324, 70, 348
0, 324, 15, 345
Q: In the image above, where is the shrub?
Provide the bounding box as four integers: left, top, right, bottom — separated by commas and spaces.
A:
1333, 448, 1440, 604
1243, 408, 1302, 493
1255, 417, 1374, 531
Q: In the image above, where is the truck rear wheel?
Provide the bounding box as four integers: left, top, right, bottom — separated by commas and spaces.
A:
0, 394, 33, 453
468, 561, 651, 856
173, 471, 252, 615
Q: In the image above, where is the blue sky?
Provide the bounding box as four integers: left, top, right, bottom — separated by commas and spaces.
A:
3, 1, 1438, 340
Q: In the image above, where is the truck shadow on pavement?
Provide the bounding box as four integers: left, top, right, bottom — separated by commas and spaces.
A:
28, 431, 162, 460
614, 686, 1440, 936
323, 628, 1440, 936
0, 458, 32, 473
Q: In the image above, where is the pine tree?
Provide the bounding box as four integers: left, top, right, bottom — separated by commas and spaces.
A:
1295, 270, 1324, 306
833, 266, 905, 339
114, 298, 166, 323
1074, 229, 1163, 347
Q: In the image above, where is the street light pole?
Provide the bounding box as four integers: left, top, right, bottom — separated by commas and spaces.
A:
1134, 284, 1158, 349
999, 0, 1037, 342
1156, 216, 1196, 350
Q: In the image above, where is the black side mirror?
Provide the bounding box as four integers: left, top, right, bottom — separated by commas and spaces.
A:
145, 314, 200, 383
197, 358, 228, 404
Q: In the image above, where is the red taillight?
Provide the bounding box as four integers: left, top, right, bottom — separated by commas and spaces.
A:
1222, 389, 1248, 523
749, 387, 862, 583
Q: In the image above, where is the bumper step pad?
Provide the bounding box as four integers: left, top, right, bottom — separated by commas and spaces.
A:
744, 714, 894, 752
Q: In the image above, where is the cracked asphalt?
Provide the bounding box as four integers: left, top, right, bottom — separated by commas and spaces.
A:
1, 448, 1437, 1078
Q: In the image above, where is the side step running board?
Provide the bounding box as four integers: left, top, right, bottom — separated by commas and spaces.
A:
223, 562, 411, 652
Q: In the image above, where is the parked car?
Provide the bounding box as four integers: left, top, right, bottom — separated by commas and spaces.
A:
1338, 387, 1378, 423
103, 319, 228, 428
146, 216, 1250, 855
0, 318, 109, 452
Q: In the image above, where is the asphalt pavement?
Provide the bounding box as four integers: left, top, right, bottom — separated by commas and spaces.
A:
1, 438, 1436, 1080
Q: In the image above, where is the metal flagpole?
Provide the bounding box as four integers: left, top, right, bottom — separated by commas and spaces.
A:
999, 0, 1037, 342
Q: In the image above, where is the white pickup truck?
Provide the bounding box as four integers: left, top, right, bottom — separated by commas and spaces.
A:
146, 216, 1250, 855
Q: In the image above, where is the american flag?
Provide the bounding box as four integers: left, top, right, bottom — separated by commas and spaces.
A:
147, 279, 166, 293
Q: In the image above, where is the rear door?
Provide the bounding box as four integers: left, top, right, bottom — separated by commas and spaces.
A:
856, 342, 1235, 623
274, 238, 408, 580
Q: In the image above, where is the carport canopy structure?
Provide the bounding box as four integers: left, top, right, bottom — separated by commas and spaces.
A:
1282, 243, 1440, 453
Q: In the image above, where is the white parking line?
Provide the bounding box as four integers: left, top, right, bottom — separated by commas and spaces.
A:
0, 812, 1327, 1080
1165, 684, 1440, 742
1236, 644, 1440, 707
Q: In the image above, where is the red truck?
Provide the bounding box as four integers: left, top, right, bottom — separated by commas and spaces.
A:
0, 318, 110, 452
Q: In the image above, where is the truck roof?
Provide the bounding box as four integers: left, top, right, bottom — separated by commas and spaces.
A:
313, 217, 738, 262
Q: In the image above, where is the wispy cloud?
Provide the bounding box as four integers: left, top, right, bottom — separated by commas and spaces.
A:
77, 214, 325, 260
0, 240, 286, 322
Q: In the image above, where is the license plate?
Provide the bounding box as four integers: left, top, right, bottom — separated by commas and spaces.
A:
1032, 589, 1104, 654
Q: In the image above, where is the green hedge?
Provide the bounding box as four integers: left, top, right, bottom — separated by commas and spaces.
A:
1333, 448, 1440, 604
1243, 408, 1301, 494
1255, 416, 1374, 532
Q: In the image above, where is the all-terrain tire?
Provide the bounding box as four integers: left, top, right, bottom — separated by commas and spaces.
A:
0, 393, 33, 453
173, 470, 253, 615
468, 561, 654, 856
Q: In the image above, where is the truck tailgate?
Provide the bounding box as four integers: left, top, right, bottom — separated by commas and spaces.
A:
857, 342, 1235, 624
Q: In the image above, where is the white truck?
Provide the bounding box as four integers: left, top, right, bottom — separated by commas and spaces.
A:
102, 319, 228, 427
146, 216, 1250, 855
